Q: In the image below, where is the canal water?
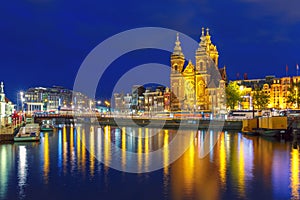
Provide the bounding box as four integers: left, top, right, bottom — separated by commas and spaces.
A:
0, 125, 299, 200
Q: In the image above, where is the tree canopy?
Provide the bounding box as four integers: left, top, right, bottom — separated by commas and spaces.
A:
252, 87, 270, 109
225, 82, 241, 109
287, 82, 300, 109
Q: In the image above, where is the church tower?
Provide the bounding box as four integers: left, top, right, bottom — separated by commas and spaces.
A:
170, 33, 185, 110
205, 28, 219, 66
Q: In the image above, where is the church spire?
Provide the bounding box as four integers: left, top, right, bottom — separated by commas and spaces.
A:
206, 27, 210, 36
199, 27, 206, 49
172, 33, 184, 57
171, 33, 185, 73
201, 27, 205, 36
205, 27, 212, 45
0, 82, 4, 94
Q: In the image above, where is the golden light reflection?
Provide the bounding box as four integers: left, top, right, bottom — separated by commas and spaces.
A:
77, 126, 81, 169
70, 126, 74, 148
104, 126, 111, 171
183, 132, 195, 196
137, 128, 142, 173
44, 133, 49, 183
290, 148, 299, 199
81, 128, 86, 175
122, 127, 126, 170
90, 126, 95, 177
163, 130, 169, 175
219, 132, 226, 187
238, 136, 245, 198
63, 126, 67, 174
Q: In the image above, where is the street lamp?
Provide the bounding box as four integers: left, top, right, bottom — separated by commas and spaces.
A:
104, 101, 111, 115
20, 91, 25, 112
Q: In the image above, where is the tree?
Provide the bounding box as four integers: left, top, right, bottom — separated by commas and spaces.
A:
287, 83, 300, 108
225, 81, 241, 109
252, 87, 270, 110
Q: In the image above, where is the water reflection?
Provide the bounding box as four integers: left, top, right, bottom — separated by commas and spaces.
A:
1, 125, 299, 200
290, 148, 299, 199
89, 126, 95, 178
0, 145, 13, 199
219, 132, 227, 188
43, 133, 50, 183
18, 145, 28, 199
121, 127, 126, 171
63, 126, 68, 174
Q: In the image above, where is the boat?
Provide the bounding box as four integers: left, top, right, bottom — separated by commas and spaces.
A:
40, 120, 54, 131
241, 118, 259, 136
14, 123, 40, 142
242, 130, 259, 136
255, 128, 280, 137
242, 116, 287, 137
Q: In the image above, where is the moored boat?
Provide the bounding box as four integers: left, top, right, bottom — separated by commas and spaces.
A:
40, 120, 54, 131
14, 123, 40, 142
242, 118, 259, 136
242, 130, 259, 136
255, 128, 280, 137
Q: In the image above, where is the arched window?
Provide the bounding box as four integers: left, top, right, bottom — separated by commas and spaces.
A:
200, 61, 204, 71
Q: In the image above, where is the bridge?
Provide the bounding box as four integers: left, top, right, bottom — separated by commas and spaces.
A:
31, 113, 243, 131
32, 113, 102, 124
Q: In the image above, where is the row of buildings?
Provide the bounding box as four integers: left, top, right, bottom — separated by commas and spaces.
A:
114, 85, 168, 114
235, 75, 300, 110
21, 86, 95, 113
114, 28, 227, 114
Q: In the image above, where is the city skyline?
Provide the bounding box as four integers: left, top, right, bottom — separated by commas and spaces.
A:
1, 1, 300, 101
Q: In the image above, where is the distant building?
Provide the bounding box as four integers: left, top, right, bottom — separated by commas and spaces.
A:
113, 92, 132, 114
143, 86, 165, 114
24, 86, 93, 113
131, 85, 145, 113
0, 82, 14, 126
114, 93, 125, 113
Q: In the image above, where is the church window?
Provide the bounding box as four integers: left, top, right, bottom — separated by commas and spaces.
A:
200, 62, 204, 71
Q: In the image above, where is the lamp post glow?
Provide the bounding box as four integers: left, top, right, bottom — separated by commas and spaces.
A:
104, 101, 111, 115
20, 91, 25, 112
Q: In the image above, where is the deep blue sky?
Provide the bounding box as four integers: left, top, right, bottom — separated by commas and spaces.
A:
1, 0, 300, 101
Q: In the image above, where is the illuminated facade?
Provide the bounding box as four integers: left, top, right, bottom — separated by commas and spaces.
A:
24, 86, 93, 113
0, 82, 14, 126
170, 28, 226, 113
236, 75, 300, 109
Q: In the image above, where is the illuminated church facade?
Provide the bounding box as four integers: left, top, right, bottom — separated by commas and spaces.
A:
170, 28, 227, 113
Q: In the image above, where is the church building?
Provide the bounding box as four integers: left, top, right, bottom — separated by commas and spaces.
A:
170, 28, 227, 113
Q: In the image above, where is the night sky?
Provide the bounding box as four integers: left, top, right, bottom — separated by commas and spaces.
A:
1, 0, 300, 102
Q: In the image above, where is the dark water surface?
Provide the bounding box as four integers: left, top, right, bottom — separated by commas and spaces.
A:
0, 125, 299, 200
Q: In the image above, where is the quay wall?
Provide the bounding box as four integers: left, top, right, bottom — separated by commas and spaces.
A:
0, 133, 14, 142
96, 117, 242, 131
